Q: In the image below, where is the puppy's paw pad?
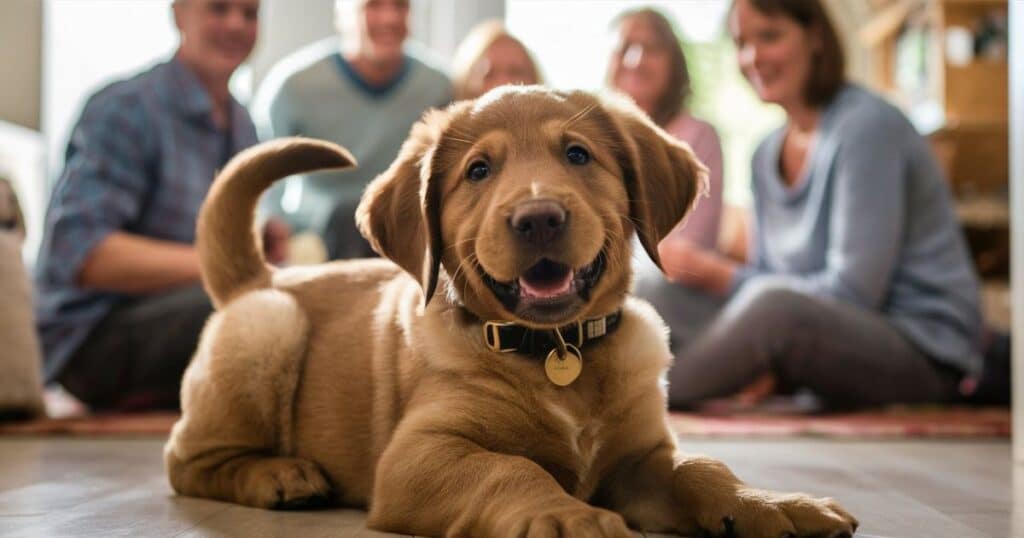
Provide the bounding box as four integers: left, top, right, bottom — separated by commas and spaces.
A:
773, 493, 857, 537
692, 490, 856, 538
274, 492, 330, 510
522, 504, 632, 538
240, 458, 332, 509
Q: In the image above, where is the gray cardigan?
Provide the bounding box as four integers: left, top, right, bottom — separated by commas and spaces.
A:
734, 84, 982, 374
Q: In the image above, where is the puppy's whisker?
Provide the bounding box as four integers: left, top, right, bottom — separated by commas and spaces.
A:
446, 127, 479, 144
465, 256, 483, 300
596, 211, 642, 233
444, 237, 477, 252
608, 207, 645, 230
560, 103, 597, 130
443, 136, 475, 146
449, 251, 479, 287
462, 253, 481, 285
451, 252, 481, 301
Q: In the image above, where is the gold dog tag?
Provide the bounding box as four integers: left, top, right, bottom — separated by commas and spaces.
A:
545, 345, 583, 386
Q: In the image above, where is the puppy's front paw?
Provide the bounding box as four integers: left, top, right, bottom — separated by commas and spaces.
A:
693, 489, 857, 538
237, 457, 332, 509
515, 503, 633, 538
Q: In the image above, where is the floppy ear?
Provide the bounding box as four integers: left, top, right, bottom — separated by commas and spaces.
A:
599, 94, 708, 270
356, 110, 448, 304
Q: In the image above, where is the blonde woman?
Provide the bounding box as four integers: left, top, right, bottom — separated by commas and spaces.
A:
453, 20, 541, 100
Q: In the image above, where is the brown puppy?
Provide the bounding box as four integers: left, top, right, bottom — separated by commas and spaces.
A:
165, 87, 857, 538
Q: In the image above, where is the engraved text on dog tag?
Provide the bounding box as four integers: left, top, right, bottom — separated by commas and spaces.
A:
544, 345, 582, 386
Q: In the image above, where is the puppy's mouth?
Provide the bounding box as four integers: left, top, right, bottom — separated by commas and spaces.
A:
481, 252, 605, 324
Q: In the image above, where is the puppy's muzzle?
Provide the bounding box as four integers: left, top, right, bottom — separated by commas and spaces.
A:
509, 200, 567, 246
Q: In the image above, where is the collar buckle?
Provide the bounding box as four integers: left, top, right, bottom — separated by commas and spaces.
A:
483, 321, 517, 353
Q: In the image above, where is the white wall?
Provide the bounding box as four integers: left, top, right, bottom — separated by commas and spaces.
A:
412, 0, 505, 62
42, 0, 180, 185
248, 0, 337, 90
1010, 0, 1023, 464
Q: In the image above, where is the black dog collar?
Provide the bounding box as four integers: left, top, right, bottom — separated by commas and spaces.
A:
482, 312, 621, 358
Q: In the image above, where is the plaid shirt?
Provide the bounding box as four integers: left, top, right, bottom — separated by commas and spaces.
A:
34, 58, 258, 382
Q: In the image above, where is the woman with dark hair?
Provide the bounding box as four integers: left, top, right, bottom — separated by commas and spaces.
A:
660, 0, 982, 410
606, 8, 723, 252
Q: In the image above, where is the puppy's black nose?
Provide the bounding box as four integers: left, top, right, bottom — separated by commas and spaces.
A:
510, 200, 567, 245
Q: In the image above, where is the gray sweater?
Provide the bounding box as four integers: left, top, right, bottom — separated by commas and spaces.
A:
735, 84, 982, 374
251, 38, 452, 235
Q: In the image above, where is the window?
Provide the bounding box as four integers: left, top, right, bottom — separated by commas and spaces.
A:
43, 0, 181, 184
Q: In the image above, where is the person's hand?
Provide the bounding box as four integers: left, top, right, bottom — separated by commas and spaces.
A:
657, 236, 736, 296
658, 236, 706, 285
262, 217, 291, 265
732, 373, 776, 407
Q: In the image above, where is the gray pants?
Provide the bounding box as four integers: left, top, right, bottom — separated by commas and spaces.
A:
634, 272, 960, 410
59, 285, 212, 410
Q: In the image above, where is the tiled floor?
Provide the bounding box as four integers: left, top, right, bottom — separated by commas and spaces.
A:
0, 437, 1016, 537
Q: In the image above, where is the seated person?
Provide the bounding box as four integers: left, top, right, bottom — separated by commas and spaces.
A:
606, 7, 727, 346
252, 0, 451, 260
34, 0, 260, 410
452, 20, 541, 100
660, 0, 982, 410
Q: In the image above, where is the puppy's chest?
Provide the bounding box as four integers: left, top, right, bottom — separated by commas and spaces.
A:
536, 401, 613, 499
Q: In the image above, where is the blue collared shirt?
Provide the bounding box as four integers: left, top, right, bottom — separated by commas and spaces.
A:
34, 57, 258, 382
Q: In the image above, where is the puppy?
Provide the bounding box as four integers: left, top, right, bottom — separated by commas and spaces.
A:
165, 87, 857, 537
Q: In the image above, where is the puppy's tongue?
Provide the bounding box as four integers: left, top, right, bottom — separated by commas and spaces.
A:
519, 271, 573, 299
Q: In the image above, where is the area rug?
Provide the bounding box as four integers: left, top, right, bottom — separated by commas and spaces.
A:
668, 406, 1011, 438
0, 407, 1009, 438
0, 412, 179, 436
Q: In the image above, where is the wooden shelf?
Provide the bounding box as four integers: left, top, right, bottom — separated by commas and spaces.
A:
956, 196, 1009, 228
944, 61, 1008, 125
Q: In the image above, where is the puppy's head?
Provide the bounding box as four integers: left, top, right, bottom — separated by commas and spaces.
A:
357, 86, 705, 327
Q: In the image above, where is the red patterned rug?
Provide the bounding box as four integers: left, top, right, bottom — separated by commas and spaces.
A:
669, 406, 1011, 438
0, 412, 179, 436
0, 407, 1009, 438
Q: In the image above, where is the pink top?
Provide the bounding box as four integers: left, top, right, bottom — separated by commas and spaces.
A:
662, 113, 724, 250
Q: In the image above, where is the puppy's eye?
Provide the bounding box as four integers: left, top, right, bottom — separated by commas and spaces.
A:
466, 160, 490, 182
566, 145, 590, 166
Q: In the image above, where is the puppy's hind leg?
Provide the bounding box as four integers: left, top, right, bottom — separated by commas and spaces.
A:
164, 289, 330, 509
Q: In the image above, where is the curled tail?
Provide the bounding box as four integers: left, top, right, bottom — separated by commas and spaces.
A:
197, 137, 355, 308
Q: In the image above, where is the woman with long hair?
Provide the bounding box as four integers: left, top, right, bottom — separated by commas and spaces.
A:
662, 0, 981, 410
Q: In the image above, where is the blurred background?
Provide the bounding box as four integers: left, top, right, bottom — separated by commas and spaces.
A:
0, 0, 1010, 330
